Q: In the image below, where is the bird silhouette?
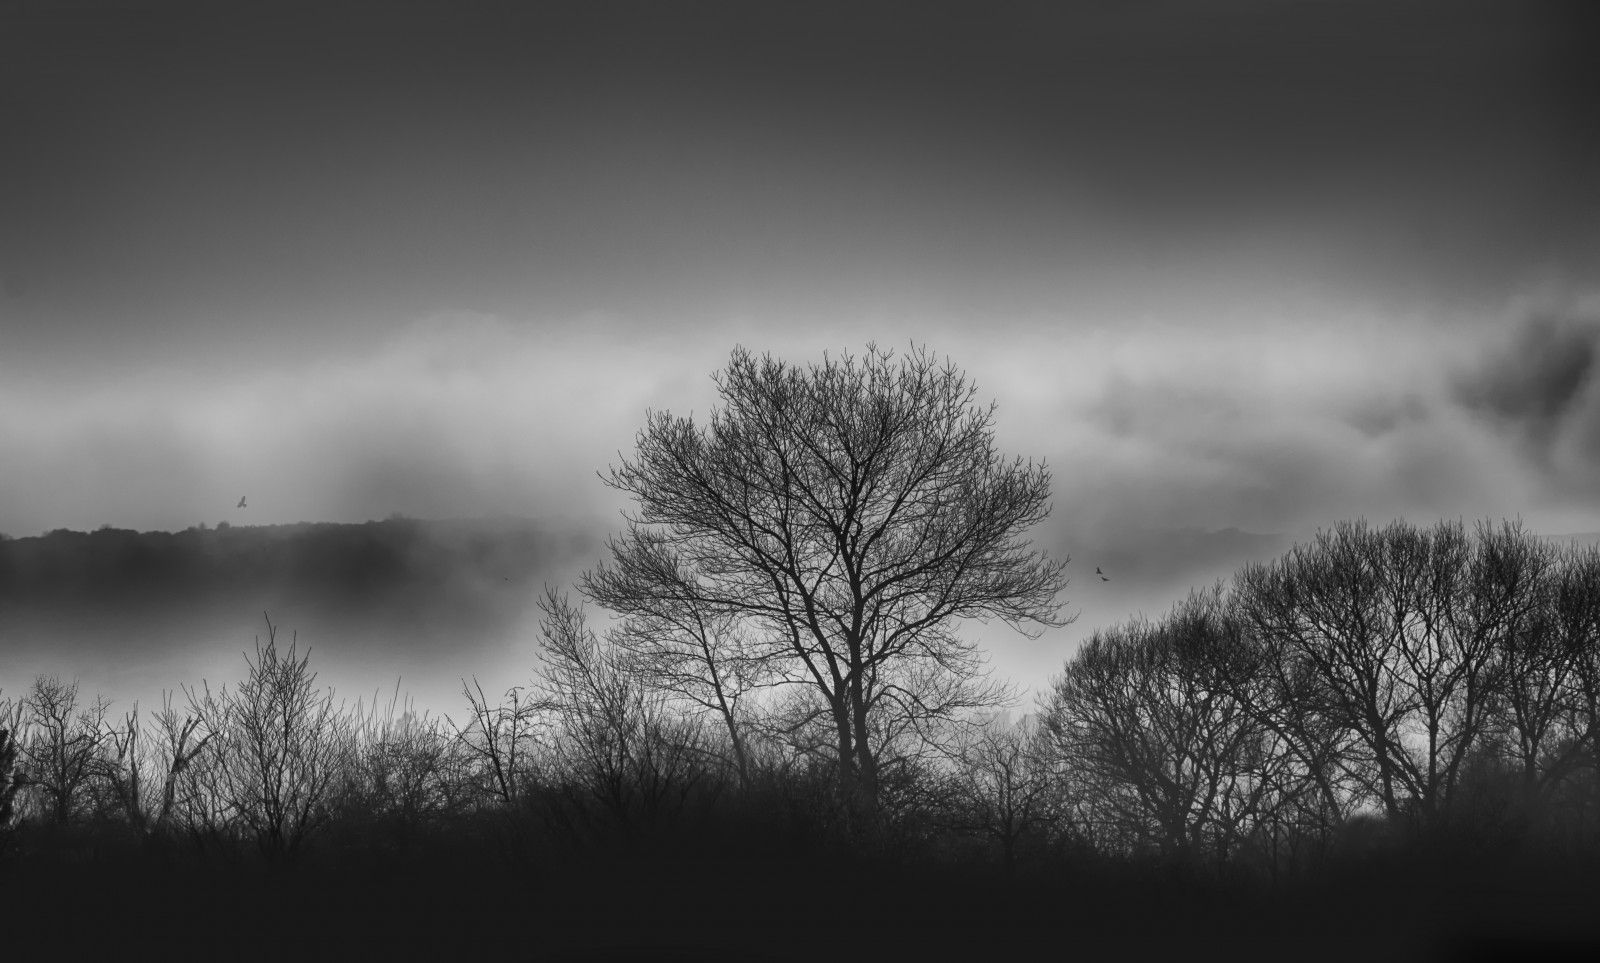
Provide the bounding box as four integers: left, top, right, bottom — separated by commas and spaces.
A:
1096, 566, 1110, 582
237, 496, 247, 509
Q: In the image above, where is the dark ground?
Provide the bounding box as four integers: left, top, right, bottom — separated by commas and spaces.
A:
5, 840, 1600, 962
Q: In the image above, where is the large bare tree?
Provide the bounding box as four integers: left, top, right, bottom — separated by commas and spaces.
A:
585, 344, 1069, 819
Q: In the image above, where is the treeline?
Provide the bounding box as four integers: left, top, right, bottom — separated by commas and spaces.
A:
1045, 519, 1600, 874
0, 516, 581, 604
0, 601, 959, 867
3, 518, 1599, 888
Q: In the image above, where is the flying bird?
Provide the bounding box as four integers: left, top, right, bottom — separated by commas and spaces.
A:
1097, 566, 1110, 582
237, 496, 247, 509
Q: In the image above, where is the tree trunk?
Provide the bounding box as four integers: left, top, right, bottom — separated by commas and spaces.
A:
850, 683, 880, 827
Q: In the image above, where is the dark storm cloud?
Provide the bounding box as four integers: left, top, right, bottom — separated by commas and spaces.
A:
1452, 315, 1600, 458
3, 0, 1596, 381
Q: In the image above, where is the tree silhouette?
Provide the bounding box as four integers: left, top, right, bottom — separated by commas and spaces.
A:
582, 536, 772, 790
940, 713, 1057, 873
534, 589, 710, 838
19, 676, 109, 826
1236, 520, 1528, 828
185, 615, 349, 858
0, 698, 25, 845
453, 677, 540, 807
588, 344, 1068, 822
1042, 589, 1299, 862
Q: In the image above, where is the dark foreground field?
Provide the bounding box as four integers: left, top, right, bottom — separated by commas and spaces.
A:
6, 837, 1600, 962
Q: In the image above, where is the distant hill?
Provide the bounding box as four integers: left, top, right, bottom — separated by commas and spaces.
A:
0, 516, 604, 712
0, 515, 593, 611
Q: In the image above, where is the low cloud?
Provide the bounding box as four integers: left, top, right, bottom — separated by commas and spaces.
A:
5, 297, 1600, 553
1452, 314, 1600, 459
0, 312, 709, 536
1442, 304, 1600, 518
1054, 313, 1529, 538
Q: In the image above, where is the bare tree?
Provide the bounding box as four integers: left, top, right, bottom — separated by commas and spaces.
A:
1554, 542, 1600, 837
20, 676, 110, 826
1477, 530, 1588, 817
1042, 590, 1295, 862
535, 589, 708, 835
343, 685, 468, 844
582, 532, 773, 789
594, 344, 1067, 821
940, 713, 1057, 873
143, 694, 216, 834
95, 693, 217, 837
1235, 520, 1512, 826
101, 705, 145, 831
1209, 598, 1364, 870
0, 696, 25, 844
186, 615, 350, 858
452, 678, 542, 807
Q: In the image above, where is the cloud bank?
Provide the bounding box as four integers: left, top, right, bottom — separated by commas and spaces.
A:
6, 295, 1600, 544
4, 296, 1600, 706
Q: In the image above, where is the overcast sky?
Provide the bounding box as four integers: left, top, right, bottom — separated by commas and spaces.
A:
3, 1, 1599, 703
